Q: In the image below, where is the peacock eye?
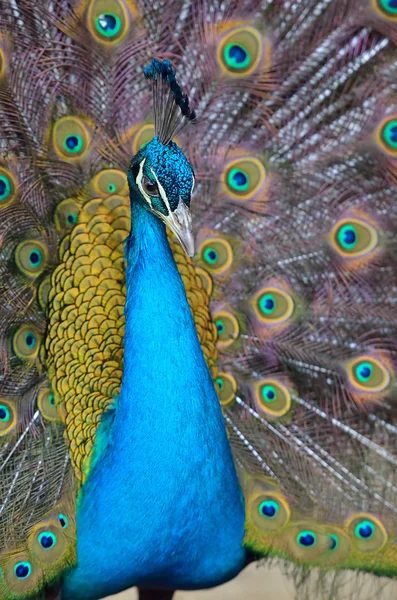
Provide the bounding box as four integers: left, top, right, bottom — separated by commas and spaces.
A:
215, 372, 237, 406
0, 174, 12, 201
64, 134, 83, 154
223, 43, 251, 70
297, 530, 317, 548
251, 492, 290, 532
213, 310, 240, 349
88, 0, 131, 45
53, 117, 91, 161
227, 168, 249, 192
331, 217, 379, 259
376, 116, 397, 155
328, 534, 339, 550
55, 198, 81, 231
13, 325, 41, 360
0, 168, 17, 208
375, 0, 397, 17
37, 386, 59, 422
261, 385, 277, 403
38, 531, 57, 550
346, 513, 388, 553
58, 513, 69, 529
254, 287, 295, 324
142, 177, 159, 197
355, 361, 373, 383
88, 169, 128, 197
381, 119, 397, 150
15, 240, 48, 278
0, 400, 16, 436
259, 500, 279, 519
355, 520, 375, 540
218, 26, 264, 77
224, 158, 266, 200
0, 404, 11, 422
255, 379, 292, 417
14, 561, 32, 579
347, 355, 391, 393
96, 13, 122, 37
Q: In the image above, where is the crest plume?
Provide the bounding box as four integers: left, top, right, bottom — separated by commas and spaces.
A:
144, 58, 197, 145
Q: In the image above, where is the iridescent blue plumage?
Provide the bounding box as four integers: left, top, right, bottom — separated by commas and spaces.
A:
63, 146, 246, 600
1, 5, 397, 600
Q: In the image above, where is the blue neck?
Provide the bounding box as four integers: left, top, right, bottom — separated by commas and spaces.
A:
62, 201, 246, 600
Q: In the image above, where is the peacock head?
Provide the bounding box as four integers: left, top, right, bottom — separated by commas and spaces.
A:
127, 58, 197, 257
128, 136, 195, 256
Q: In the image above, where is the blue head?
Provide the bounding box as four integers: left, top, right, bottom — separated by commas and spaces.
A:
128, 58, 197, 256
128, 136, 195, 256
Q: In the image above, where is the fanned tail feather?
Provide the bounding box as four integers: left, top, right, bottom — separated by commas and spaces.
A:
0, 1, 396, 599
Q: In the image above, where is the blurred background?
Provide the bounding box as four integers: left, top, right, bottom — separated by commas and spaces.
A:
106, 563, 397, 599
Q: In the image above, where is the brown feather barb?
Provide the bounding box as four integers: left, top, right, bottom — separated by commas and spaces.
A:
0, 1, 396, 599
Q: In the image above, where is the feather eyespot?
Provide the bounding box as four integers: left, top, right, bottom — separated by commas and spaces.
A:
38, 386, 59, 422
0, 168, 17, 208
380, 118, 397, 152
375, 116, 397, 155
228, 168, 249, 191
281, 523, 346, 564
13, 325, 41, 360
215, 372, 236, 406
373, 0, 397, 19
38, 276, 51, 311
14, 562, 31, 580
213, 310, 240, 349
254, 379, 292, 417
55, 199, 81, 231
0, 174, 11, 202
346, 514, 388, 553
217, 26, 264, 77
254, 287, 295, 324
38, 532, 57, 550
223, 157, 266, 200
58, 513, 69, 529
15, 240, 48, 278
64, 135, 82, 153
355, 520, 375, 540
0, 400, 16, 436
88, 169, 128, 197
297, 530, 317, 548
313, 527, 352, 566
330, 217, 379, 261
251, 492, 290, 532
199, 238, 233, 275
0, 404, 11, 422
96, 13, 122, 37
259, 500, 279, 518
346, 356, 391, 394
328, 534, 339, 550
29, 523, 69, 564
3, 554, 41, 593
52, 117, 91, 161
87, 0, 133, 45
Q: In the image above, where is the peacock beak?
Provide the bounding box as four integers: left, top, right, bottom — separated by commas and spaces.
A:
163, 200, 195, 257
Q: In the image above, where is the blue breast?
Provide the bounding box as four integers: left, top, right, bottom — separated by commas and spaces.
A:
61, 203, 246, 600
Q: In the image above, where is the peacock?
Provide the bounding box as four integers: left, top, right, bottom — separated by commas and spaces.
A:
0, 1, 396, 599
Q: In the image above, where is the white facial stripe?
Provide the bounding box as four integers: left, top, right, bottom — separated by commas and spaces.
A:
136, 158, 153, 209
150, 167, 172, 215
191, 174, 195, 195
